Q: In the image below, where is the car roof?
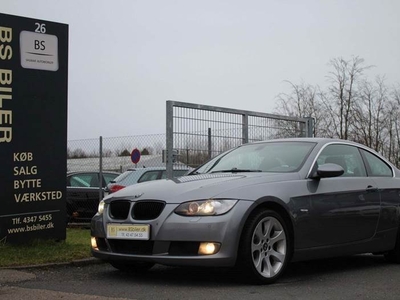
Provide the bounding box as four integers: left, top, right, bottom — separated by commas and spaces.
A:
124, 167, 188, 171
67, 171, 120, 175
125, 167, 166, 171
247, 137, 367, 148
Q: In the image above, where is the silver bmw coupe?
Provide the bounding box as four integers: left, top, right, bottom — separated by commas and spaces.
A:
91, 138, 400, 284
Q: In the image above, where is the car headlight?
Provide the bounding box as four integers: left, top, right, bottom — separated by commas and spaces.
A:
175, 199, 238, 216
98, 200, 105, 215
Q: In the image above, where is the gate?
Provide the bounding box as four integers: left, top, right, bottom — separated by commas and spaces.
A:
166, 101, 314, 178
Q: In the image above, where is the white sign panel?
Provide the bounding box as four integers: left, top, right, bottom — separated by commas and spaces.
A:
20, 31, 59, 71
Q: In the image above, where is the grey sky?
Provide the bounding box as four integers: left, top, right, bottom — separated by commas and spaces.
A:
2, 0, 399, 140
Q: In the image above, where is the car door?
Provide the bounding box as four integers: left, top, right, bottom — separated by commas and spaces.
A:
67, 172, 102, 222
360, 149, 400, 232
295, 144, 381, 249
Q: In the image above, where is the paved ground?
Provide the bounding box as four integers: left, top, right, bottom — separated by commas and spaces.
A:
1, 255, 399, 299
0, 259, 126, 300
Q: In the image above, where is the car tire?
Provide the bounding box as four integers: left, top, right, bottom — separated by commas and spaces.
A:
384, 227, 400, 263
236, 209, 292, 284
110, 261, 155, 273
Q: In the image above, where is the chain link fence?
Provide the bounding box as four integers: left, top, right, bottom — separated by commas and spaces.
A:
66, 134, 170, 225
67, 102, 314, 225
67, 134, 167, 172
166, 101, 314, 177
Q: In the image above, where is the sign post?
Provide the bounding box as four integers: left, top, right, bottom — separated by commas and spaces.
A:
0, 13, 68, 244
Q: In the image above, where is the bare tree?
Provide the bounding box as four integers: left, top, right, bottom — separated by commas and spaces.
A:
324, 56, 372, 139
384, 99, 399, 164
388, 85, 400, 166
67, 147, 72, 159
103, 149, 113, 157
352, 76, 388, 152
140, 147, 155, 155
70, 148, 88, 159
153, 141, 164, 155
114, 142, 132, 157
272, 56, 400, 165
275, 81, 326, 137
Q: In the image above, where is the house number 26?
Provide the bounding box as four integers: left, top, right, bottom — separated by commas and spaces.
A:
35, 23, 46, 34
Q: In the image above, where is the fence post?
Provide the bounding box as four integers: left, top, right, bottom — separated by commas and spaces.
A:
305, 117, 315, 137
166, 101, 174, 179
299, 122, 305, 137
99, 136, 103, 201
242, 114, 248, 144
208, 128, 212, 159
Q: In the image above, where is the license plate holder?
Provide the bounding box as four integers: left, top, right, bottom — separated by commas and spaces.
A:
106, 224, 150, 240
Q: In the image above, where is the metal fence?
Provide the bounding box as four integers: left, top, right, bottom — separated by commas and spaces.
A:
67, 134, 167, 225
67, 104, 313, 175
66, 101, 314, 224
166, 101, 314, 178
67, 134, 167, 173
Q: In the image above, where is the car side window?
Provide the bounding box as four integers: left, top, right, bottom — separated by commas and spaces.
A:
316, 144, 367, 177
69, 174, 94, 187
161, 170, 188, 179
103, 173, 118, 185
174, 170, 188, 177
361, 150, 393, 177
89, 174, 99, 187
138, 171, 161, 183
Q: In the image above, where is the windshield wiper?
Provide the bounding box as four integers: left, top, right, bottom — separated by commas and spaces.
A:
210, 168, 262, 174
189, 171, 201, 175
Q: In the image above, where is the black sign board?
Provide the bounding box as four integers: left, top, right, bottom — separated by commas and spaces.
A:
0, 13, 68, 244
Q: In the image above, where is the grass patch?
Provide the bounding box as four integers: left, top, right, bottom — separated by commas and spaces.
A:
0, 228, 92, 268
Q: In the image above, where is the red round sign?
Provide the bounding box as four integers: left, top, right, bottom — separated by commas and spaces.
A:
131, 148, 141, 164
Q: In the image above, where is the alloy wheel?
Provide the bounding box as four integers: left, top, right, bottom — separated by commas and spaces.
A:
251, 216, 287, 278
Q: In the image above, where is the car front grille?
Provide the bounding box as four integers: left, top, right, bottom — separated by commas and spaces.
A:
108, 200, 165, 221
132, 201, 165, 220
105, 240, 200, 256
109, 200, 130, 220
108, 240, 154, 255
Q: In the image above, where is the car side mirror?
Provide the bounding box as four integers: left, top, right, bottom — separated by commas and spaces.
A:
310, 163, 344, 179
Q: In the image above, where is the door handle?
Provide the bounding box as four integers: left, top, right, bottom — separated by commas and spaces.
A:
366, 185, 378, 193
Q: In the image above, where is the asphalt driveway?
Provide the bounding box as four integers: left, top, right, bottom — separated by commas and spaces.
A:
1, 254, 399, 299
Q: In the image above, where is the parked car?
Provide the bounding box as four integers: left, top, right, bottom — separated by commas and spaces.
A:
106, 167, 189, 194
67, 171, 120, 223
91, 138, 400, 284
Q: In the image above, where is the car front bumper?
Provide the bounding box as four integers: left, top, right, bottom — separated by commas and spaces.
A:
90, 200, 253, 267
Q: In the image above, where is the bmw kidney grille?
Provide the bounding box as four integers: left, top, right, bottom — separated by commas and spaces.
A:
109, 200, 165, 220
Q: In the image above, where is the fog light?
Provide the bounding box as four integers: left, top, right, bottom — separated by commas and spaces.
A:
198, 242, 220, 255
91, 237, 98, 250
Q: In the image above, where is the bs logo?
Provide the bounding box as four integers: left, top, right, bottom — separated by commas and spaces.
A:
34, 40, 45, 51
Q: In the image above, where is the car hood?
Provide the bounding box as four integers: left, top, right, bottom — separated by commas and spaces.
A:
105, 172, 299, 203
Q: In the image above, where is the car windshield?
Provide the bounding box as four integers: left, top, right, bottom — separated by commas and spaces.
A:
194, 141, 316, 174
